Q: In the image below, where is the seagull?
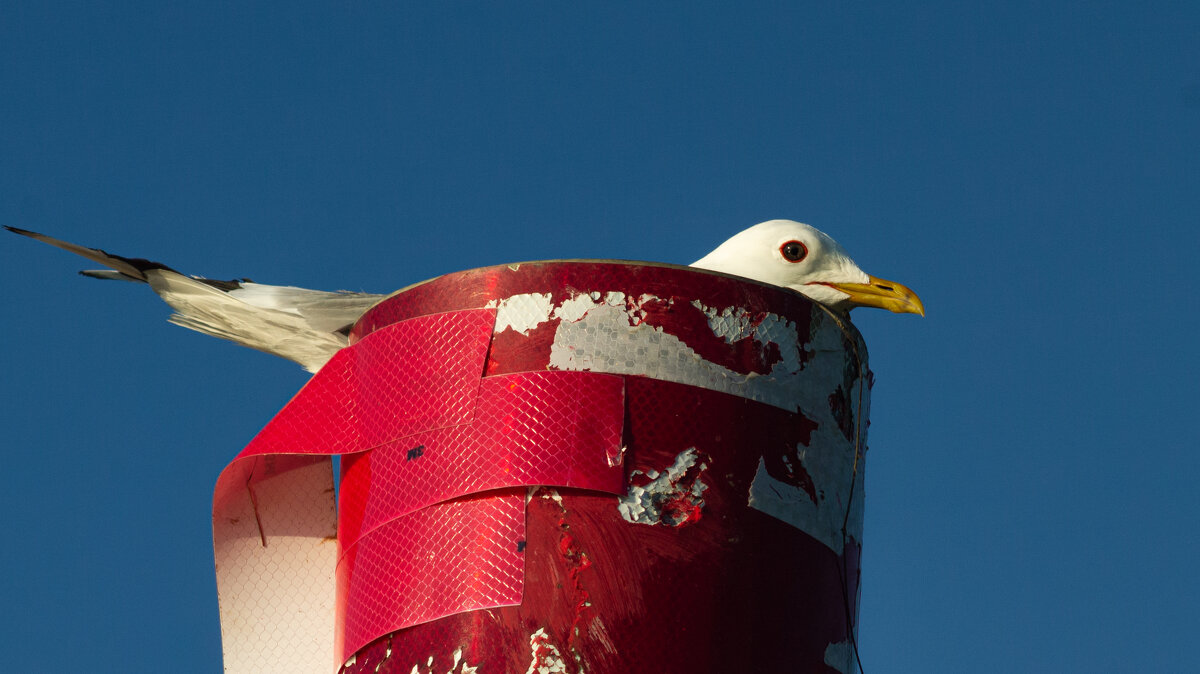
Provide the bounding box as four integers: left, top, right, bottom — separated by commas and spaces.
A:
7, 219, 921, 372
692, 219, 924, 316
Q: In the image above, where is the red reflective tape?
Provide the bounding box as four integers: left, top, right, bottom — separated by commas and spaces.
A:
337, 371, 625, 552
212, 306, 627, 673
335, 491, 527, 664
234, 308, 495, 459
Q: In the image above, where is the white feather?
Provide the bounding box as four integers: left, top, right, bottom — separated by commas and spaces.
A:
9, 219, 902, 374
146, 271, 382, 373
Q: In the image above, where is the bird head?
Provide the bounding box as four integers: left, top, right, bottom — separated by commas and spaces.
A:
691, 220, 924, 315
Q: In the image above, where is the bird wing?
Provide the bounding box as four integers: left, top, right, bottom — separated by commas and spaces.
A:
5, 226, 386, 372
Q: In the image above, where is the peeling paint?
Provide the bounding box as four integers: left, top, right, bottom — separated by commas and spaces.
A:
618, 447, 709, 526
547, 294, 808, 411
747, 313, 868, 553
547, 491, 594, 669
552, 292, 607, 322
450, 646, 480, 674
486, 291, 813, 411
691, 302, 753, 343
691, 301, 805, 374
486, 289, 867, 552
525, 628, 569, 674
390, 646, 481, 674
491, 292, 554, 335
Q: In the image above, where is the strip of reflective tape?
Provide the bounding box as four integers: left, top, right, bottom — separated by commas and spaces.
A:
337, 371, 625, 553
213, 310, 496, 674
213, 456, 337, 674
335, 491, 527, 665
234, 308, 496, 459
213, 308, 628, 674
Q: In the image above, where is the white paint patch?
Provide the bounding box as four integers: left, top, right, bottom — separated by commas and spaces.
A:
536, 488, 565, 507
692, 302, 754, 343
488, 293, 809, 411
547, 295, 808, 412
525, 628, 568, 674
747, 311, 869, 553
618, 447, 708, 526
484, 290, 867, 547
691, 301, 805, 374
552, 292, 603, 322
449, 646, 480, 674
491, 292, 554, 335
823, 639, 855, 673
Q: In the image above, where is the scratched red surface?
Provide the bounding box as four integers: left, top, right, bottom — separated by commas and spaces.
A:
335, 262, 868, 674
215, 261, 868, 674
212, 300, 628, 667
340, 380, 861, 674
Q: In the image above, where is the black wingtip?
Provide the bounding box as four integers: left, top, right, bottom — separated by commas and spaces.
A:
4, 226, 161, 283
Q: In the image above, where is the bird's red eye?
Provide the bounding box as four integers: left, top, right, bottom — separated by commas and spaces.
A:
780, 240, 808, 262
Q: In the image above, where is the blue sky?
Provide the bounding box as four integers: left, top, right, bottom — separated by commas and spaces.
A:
2, 3, 1197, 672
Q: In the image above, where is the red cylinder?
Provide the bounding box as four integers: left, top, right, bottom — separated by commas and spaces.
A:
212, 261, 870, 674
339, 262, 869, 673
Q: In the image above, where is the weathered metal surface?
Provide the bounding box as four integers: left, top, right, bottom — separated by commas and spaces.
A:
212, 260, 870, 674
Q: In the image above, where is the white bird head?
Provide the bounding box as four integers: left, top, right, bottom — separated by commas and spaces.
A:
692, 219, 924, 315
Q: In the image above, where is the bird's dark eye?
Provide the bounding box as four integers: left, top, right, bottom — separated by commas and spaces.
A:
780, 240, 808, 262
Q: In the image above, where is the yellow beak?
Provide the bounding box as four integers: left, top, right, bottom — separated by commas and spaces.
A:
822, 275, 925, 316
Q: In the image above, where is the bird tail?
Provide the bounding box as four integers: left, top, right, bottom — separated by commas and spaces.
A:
5, 226, 386, 372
